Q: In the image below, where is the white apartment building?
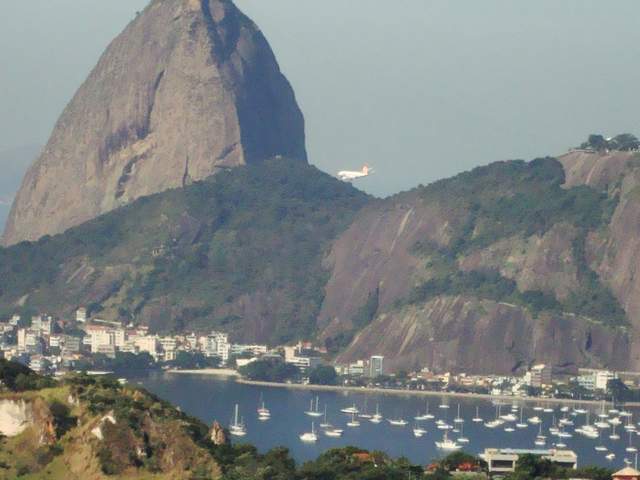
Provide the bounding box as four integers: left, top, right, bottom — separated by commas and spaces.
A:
135, 335, 159, 358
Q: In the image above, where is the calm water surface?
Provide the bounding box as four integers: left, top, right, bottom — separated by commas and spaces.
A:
136, 372, 640, 469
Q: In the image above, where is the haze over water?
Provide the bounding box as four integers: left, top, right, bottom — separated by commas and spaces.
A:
138, 373, 640, 469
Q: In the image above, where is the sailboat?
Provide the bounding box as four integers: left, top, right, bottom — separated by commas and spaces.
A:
610, 423, 620, 440
435, 430, 460, 451
359, 398, 372, 419
305, 397, 323, 417
319, 405, 331, 428
347, 412, 361, 428
413, 422, 427, 437
534, 423, 546, 446
299, 422, 318, 443
388, 415, 408, 426
595, 429, 608, 452
626, 431, 638, 453
257, 394, 271, 421
516, 407, 527, 429
230, 404, 247, 437
457, 422, 469, 444
324, 427, 343, 438
370, 403, 383, 424
340, 403, 359, 415
472, 406, 483, 423
454, 404, 464, 424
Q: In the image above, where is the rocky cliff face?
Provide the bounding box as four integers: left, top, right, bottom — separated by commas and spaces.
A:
322, 153, 640, 373
3, 0, 306, 246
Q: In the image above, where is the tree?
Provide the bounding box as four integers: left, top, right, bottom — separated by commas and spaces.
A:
611, 133, 640, 151
308, 365, 338, 385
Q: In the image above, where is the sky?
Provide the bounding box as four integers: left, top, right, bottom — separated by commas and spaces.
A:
1, 0, 640, 212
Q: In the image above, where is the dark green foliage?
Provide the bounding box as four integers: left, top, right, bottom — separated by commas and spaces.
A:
419, 158, 615, 254
407, 269, 560, 316
0, 158, 369, 343
299, 447, 423, 480
580, 132, 640, 152
74, 352, 158, 376
238, 358, 300, 382
171, 351, 221, 369
504, 454, 612, 480
0, 359, 55, 392
48, 400, 76, 438
308, 365, 338, 385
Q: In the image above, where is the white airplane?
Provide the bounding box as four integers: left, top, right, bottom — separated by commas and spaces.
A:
337, 165, 373, 182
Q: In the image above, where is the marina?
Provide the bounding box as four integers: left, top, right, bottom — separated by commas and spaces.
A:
138, 372, 640, 468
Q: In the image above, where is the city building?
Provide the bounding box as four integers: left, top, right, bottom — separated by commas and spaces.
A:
480, 448, 577, 474
76, 308, 87, 323
577, 369, 617, 391
369, 355, 384, 377
529, 364, 552, 388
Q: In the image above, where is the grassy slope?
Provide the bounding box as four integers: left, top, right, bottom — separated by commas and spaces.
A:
0, 158, 370, 343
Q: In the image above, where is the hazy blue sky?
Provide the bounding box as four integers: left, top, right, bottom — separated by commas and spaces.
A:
1, 0, 640, 201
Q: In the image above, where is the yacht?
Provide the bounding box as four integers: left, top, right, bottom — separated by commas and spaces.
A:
435, 431, 460, 451
606, 453, 616, 461
534, 423, 546, 446
626, 431, 638, 453
415, 401, 435, 421
439, 402, 450, 409
472, 406, 483, 423
230, 404, 247, 437
528, 416, 542, 425
299, 422, 318, 443
543, 407, 554, 413
504, 426, 515, 433
533, 405, 543, 412
484, 419, 504, 429
305, 397, 323, 417
500, 412, 517, 422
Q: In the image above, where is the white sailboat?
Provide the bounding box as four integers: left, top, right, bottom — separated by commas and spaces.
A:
340, 403, 359, 415
347, 412, 360, 428
516, 407, 527, 429
454, 404, 464, 424
388, 416, 408, 426
230, 404, 247, 437
305, 397, 323, 417
472, 406, 483, 423
413, 423, 427, 438
609, 423, 620, 440
626, 431, 638, 453
300, 422, 318, 443
534, 423, 546, 446
319, 404, 331, 429
359, 398, 372, 419
257, 394, 271, 421
370, 403, 383, 424
457, 422, 469, 444
324, 427, 343, 438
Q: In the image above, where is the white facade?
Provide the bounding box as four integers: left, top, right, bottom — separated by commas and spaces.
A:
369, 355, 384, 377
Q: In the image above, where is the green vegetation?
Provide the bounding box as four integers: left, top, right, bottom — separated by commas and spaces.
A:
503, 454, 612, 480
238, 358, 300, 382
407, 269, 560, 315
308, 365, 338, 385
580, 132, 640, 152
73, 352, 159, 376
0, 358, 55, 392
0, 158, 370, 343
410, 157, 627, 327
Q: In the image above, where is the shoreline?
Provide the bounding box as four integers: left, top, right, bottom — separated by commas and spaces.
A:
165, 368, 238, 377
235, 379, 629, 407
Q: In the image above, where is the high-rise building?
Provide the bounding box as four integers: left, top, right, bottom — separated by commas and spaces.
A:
529, 364, 552, 388
369, 355, 384, 378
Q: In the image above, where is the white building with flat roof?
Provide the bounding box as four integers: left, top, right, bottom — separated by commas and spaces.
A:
480, 448, 577, 473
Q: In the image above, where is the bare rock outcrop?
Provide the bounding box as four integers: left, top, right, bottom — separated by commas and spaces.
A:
3, 0, 306, 245
210, 420, 228, 445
